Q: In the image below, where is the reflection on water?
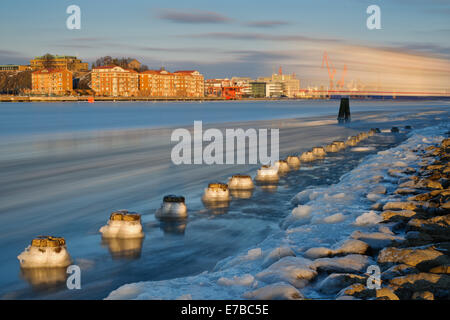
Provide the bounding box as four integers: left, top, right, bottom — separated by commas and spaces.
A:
230, 189, 254, 199
101, 238, 144, 260
202, 200, 230, 215
159, 221, 188, 236
20, 267, 67, 291
257, 184, 278, 193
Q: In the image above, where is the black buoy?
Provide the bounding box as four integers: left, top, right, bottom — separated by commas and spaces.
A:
338, 97, 351, 123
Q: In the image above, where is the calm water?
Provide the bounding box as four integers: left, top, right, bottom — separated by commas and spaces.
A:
1, 100, 447, 137
0, 100, 448, 299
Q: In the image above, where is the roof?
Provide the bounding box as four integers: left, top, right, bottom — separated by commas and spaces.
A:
92, 66, 137, 73
174, 70, 199, 74
32, 68, 72, 74
140, 69, 173, 75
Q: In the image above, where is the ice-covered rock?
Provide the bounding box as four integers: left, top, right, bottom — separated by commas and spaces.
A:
299, 151, 315, 162
381, 210, 417, 222
383, 201, 417, 211
351, 231, 404, 249
156, 195, 188, 220
311, 254, 371, 274
354, 211, 383, 226
285, 156, 300, 169
202, 183, 231, 202
274, 160, 290, 174
227, 174, 254, 190
255, 256, 317, 288
243, 282, 304, 300
99, 210, 144, 239
262, 247, 296, 268
304, 247, 333, 259
377, 246, 449, 270
217, 274, 255, 287
312, 147, 326, 157
255, 165, 279, 183
18, 236, 72, 268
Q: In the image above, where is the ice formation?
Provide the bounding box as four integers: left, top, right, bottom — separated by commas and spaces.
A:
18, 236, 72, 268
99, 210, 144, 239
299, 151, 315, 162
285, 156, 301, 169
274, 160, 290, 174
202, 183, 231, 202
227, 174, 254, 190
156, 195, 188, 219
255, 165, 279, 183
312, 147, 327, 157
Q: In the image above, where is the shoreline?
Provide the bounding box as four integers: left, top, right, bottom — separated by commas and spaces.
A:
1, 95, 449, 103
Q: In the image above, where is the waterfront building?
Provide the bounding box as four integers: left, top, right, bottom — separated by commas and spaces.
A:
0, 65, 31, 72
173, 70, 204, 97
258, 68, 300, 98
250, 82, 266, 98
91, 66, 139, 97
30, 55, 89, 72
139, 68, 176, 97
31, 68, 73, 95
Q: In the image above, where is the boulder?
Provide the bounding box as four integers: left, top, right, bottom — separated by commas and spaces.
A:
381, 210, 417, 223
311, 254, 370, 274
389, 273, 450, 299
376, 287, 400, 300
243, 282, 304, 300
412, 291, 434, 300
337, 283, 375, 299
381, 264, 419, 281
383, 202, 417, 211
377, 246, 450, 271
317, 273, 367, 294
406, 215, 450, 241
304, 247, 333, 259
351, 231, 404, 249
255, 256, 317, 288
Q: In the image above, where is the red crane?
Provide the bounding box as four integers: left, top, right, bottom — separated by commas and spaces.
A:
322, 51, 336, 91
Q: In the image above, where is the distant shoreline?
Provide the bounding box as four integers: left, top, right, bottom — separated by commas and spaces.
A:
1, 95, 449, 103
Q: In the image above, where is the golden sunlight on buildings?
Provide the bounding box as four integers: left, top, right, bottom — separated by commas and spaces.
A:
31, 68, 73, 95
91, 66, 139, 97
30, 55, 89, 72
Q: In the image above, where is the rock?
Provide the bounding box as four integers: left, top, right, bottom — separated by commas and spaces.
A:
426, 180, 443, 190
389, 273, 450, 299
317, 273, 367, 294
311, 254, 370, 274
351, 231, 404, 250
412, 291, 434, 300
377, 246, 449, 271
406, 215, 450, 241
304, 247, 332, 259
371, 203, 384, 211
381, 210, 417, 222
429, 266, 450, 274
243, 282, 304, 300
262, 247, 296, 268
371, 185, 387, 194
376, 288, 400, 300
404, 231, 434, 247
381, 264, 419, 280
334, 239, 370, 256
383, 202, 417, 211
337, 283, 375, 299
255, 256, 317, 288
395, 188, 421, 195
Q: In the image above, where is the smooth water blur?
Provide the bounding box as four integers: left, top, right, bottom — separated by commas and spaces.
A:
0, 100, 449, 299
0, 100, 448, 137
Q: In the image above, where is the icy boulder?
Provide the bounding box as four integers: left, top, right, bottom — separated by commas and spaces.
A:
18, 236, 72, 268
262, 247, 296, 268
202, 183, 231, 202
255, 256, 317, 288
100, 210, 144, 239
311, 254, 371, 274
227, 175, 254, 190
255, 165, 279, 183
243, 282, 304, 300
156, 195, 188, 220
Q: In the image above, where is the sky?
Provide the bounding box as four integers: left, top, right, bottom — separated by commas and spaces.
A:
0, 0, 449, 92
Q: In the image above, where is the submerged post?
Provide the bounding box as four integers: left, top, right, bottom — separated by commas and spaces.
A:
338, 97, 351, 124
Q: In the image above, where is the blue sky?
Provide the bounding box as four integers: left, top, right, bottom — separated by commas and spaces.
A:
0, 0, 449, 90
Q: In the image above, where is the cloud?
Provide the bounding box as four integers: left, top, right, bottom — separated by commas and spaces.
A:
245, 20, 290, 28
183, 32, 343, 43
158, 9, 232, 24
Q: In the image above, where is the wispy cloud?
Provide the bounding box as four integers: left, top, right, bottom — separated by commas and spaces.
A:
158, 9, 232, 24
245, 20, 291, 28
182, 32, 343, 43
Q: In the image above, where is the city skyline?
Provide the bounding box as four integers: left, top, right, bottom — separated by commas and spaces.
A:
1, 0, 449, 92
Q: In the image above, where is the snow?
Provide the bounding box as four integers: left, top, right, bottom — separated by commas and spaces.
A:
156, 202, 188, 219
99, 219, 144, 239
105, 123, 449, 300
18, 245, 72, 268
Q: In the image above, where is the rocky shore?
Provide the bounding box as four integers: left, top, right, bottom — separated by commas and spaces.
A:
305, 135, 450, 300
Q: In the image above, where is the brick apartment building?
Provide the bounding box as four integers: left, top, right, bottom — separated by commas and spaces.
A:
139, 68, 176, 97
31, 68, 73, 95
173, 70, 204, 97
91, 66, 139, 97
30, 55, 89, 72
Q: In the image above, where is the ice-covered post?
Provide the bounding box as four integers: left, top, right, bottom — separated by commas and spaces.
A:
338, 97, 351, 124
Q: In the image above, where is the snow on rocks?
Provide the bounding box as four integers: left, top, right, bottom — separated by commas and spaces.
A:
18, 236, 72, 268
255, 256, 317, 288
311, 254, 371, 274
243, 282, 304, 300
99, 210, 144, 239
